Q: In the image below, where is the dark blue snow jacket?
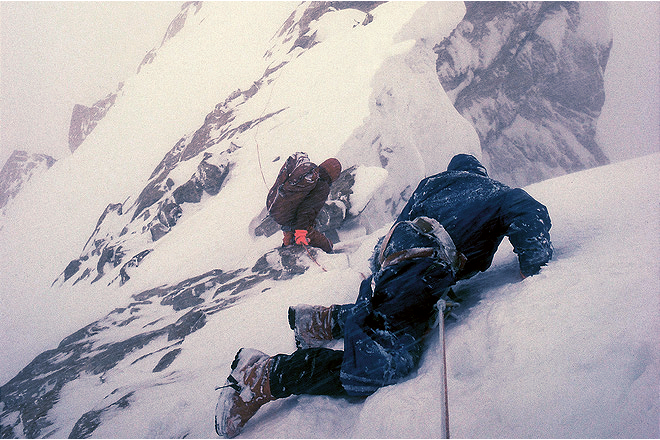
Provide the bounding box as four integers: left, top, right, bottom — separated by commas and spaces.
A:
397, 154, 553, 279
340, 258, 455, 396
339, 154, 552, 396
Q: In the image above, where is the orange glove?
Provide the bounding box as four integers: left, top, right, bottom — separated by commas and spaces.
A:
294, 229, 310, 245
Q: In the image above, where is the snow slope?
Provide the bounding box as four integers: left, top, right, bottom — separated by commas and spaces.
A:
2, 149, 658, 438
0, 2, 660, 438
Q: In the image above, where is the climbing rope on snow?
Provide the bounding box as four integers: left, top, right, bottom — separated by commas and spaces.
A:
436, 298, 450, 439
303, 244, 328, 273
253, 62, 286, 189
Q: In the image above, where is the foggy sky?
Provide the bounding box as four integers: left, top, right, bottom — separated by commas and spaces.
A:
0, 1, 182, 166
1, 2, 659, 169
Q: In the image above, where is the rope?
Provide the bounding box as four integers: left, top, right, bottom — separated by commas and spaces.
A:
256, 137, 269, 188
254, 62, 285, 189
303, 244, 327, 272
437, 299, 450, 438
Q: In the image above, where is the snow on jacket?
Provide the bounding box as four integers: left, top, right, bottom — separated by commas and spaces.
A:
340, 154, 553, 396
395, 154, 553, 278
340, 255, 456, 396
266, 153, 332, 230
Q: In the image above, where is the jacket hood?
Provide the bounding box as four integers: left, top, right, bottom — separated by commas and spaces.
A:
447, 154, 488, 176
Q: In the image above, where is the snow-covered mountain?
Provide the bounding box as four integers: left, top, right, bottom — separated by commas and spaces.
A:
435, 2, 613, 186
1, 2, 658, 438
68, 88, 121, 154
0, 150, 56, 217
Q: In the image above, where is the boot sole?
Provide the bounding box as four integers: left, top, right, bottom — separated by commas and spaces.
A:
215, 348, 269, 438
215, 382, 239, 438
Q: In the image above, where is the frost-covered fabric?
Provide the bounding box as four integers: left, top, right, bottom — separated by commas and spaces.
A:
340, 256, 455, 396
270, 253, 455, 398
276, 155, 553, 398
397, 154, 553, 277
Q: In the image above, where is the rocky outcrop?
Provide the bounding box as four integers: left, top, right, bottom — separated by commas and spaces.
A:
68, 87, 121, 153
70, 2, 203, 154
0, 150, 56, 213
2, 245, 317, 438
137, 1, 203, 73
435, 1, 613, 186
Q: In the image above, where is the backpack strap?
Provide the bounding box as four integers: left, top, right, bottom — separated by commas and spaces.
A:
378, 217, 466, 275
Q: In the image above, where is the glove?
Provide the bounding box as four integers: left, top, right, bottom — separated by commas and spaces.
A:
294, 229, 310, 245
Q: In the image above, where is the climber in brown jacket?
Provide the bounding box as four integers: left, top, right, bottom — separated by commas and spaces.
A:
266, 152, 341, 253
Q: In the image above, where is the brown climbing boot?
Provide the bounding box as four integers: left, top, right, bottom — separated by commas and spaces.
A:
282, 230, 294, 247
215, 348, 274, 438
288, 304, 335, 348
306, 228, 333, 253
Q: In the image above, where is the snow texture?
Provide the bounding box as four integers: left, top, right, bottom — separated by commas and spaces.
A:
0, 2, 658, 439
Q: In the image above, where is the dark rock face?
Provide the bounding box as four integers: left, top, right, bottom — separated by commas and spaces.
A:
69, 2, 203, 156
0, 150, 56, 212
137, 2, 203, 74
272, 1, 382, 55
55, 86, 282, 287
435, 1, 612, 186
68, 88, 121, 154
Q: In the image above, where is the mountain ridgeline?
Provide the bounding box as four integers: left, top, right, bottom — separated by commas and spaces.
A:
49, 1, 612, 290
0, 2, 618, 438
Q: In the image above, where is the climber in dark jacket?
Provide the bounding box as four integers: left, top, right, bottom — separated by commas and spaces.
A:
216, 154, 553, 438
397, 153, 553, 279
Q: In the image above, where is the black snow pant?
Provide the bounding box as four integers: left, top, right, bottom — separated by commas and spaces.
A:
268, 304, 355, 398
269, 347, 347, 398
